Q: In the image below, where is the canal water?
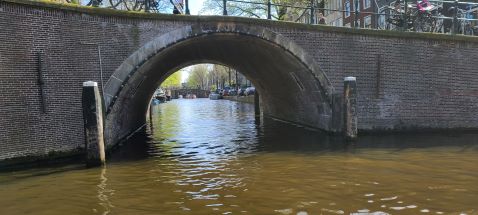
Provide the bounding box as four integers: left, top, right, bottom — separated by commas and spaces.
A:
1, 99, 478, 215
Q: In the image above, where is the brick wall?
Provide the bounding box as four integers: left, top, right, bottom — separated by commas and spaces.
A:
1, 0, 477, 161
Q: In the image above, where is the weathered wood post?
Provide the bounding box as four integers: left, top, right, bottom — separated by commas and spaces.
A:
254, 92, 260, 118
344, 77, 357, 140
82, 81, 105, 167
149, 101, 154, 133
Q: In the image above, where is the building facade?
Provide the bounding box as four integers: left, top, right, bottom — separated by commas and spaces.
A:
324, 0, 344, 26
341, 0, 377, 28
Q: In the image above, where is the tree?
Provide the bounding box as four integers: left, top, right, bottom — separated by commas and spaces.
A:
101, 0, 171, 12
200, 0, 318, 21
186, 64, 209, 90
184, 64, 250, 90
55, 0, 173, 12
160, 71, 182, 89
208, 65, 230, 89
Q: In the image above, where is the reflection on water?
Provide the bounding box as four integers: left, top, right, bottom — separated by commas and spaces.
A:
1, 99, 478, 215
97, 167, 113, 215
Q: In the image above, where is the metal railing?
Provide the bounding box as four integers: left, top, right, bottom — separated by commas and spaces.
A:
70, 0, 478, 36
219, 0, 478, 36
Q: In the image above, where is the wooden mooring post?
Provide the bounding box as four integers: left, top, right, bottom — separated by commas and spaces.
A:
254, 92, 260, 118
82, 81, 106, 167
344, 77, 357, 140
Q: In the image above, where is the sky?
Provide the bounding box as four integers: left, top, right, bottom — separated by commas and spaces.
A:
189, 0, 206, 15
180, 66, 193, 83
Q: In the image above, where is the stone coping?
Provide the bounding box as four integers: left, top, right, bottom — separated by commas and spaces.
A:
2, 0, 478, 43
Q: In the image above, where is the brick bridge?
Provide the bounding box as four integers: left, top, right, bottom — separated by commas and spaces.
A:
1, 0, 478, 163
170, 89, 210, 99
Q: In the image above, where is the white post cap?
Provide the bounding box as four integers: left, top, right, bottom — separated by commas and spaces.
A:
83, 81, 98, 87
344, 77, 356, 81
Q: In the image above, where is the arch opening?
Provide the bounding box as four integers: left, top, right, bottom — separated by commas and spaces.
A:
104, 23, 336, 147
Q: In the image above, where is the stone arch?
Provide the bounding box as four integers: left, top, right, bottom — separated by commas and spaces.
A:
103, 23, 337, 146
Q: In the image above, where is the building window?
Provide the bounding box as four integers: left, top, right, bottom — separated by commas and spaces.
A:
364, 15, 372, 28
325, 1, 330, 16
345, 0, 351, 17
378, 13, 385, 29
364, 0, 371, 9
354, 0, 360, 12
345, 23, 351, 28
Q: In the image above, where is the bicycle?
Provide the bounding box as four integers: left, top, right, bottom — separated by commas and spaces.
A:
378, 4, 413, 30
456, 6, 478, 35
379, 0, 443, 33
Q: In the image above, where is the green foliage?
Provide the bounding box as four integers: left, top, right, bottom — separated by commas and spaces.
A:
186, 65, 209, 89
161, 71, 182, 89
184, 64, 248, 90
208, 64, 230, 89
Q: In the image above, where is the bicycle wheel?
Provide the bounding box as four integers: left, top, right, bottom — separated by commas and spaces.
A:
106, 0, 122, 9
433, 17, 444, 33
473, 25, 478, 36
413, 12, 436, 32
380, 6, 404, 30
463, 21, 475, 35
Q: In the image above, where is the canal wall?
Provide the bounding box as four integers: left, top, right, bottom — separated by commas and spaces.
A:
1, 0, 478, 163
223, 96, 255, 104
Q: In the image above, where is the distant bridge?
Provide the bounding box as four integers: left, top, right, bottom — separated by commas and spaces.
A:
170, 89, 210, 99
0, 0, 477, 163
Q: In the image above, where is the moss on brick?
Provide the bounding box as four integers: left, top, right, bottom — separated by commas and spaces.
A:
3, 0, 478, 43
0, 148, 84, 170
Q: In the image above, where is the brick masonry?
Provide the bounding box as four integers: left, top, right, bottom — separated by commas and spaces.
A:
0, 0, 477, 161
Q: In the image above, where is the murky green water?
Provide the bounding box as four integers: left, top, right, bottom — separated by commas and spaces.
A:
1, 99, 478, 215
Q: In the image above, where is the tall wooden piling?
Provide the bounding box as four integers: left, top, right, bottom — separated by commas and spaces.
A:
82, 81, 106, 167
254, 92, 260, 118
149, 101, 154, 133
344, 77, 357, 140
